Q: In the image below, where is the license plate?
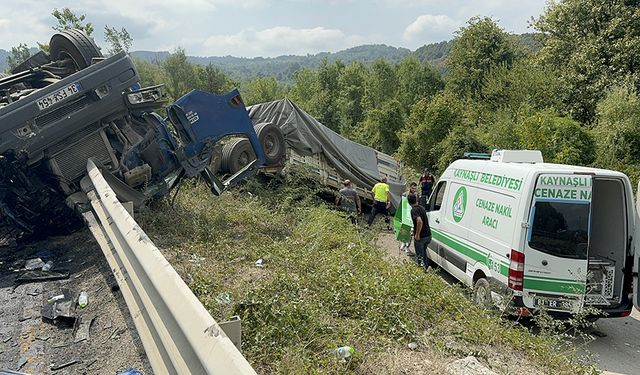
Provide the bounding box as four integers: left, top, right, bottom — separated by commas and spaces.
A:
36, 83, 82, 111
534, 297, 574, 311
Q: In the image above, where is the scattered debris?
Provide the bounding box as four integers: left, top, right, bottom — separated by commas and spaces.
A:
117, 368, 143, 375
16, 270, 70, 283
26, 291, 41, 297
35, 336, 50, 341
446, 356, 497, 375
215, 292, 232, 305
16, 357, 27, 371
42, 261, 54, 271
78, 291, 88, 308
408, 342, 418, 350
347, 242, 356, 250
32, 250, 54, 259
48, 294, 65, 304
18, 316, 31, 322
50, 360, 78, 371
255, 258, 264, 268
103, 320, 113, 330
42, 289, 76, 323
51, 342, 71, 349
335, 346, 354, 359
74, 316, 96, 343
3, 336, 11, 343
94, 285, 104, 293
24, 258, 45, 270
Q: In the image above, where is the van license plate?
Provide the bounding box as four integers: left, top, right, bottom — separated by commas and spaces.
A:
36, 83, 82, 111
534, 297, 573, 311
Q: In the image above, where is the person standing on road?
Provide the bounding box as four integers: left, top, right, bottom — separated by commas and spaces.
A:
408, 193, 431, 269
367, 177, 391, 230
419, 170, 435, 207
335, 179, 361, 224
400, 182, 418, 252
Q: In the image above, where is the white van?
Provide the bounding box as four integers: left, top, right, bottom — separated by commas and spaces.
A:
426, 149, 639, 318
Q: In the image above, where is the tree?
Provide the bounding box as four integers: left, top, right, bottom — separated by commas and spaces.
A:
338, 62, 367, 136
288, 68, 318, 110
6, 43, 32, 71
534, 0, 640, 124
433, 126, 485, 174
39, 8, 95, 52
241, 77, 286, 106
162, 48, 198, 101
593, 85, 640, 183
51, 8, 94, 36
446, 17, 522, 101
133, 58, 166, 87
104, 26, 133, 55
518, 110, 595, 165
363, 59, 398, 111
355, 100, 404, 154
396, 56, 444, 114
399, 92, 465, 171
195, 64, 235, 95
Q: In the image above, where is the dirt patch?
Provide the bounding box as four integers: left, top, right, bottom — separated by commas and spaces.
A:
0, 230, 149, 374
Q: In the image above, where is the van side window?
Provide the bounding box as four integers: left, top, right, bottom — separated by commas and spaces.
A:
430, 181, 447, 211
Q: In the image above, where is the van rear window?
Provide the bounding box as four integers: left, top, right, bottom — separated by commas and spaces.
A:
529, 201, 589, 259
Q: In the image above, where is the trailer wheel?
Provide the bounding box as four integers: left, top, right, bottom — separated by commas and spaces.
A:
254, 122, 285, 165
49, 29, 102, 70
473, 278, 492, 308
221, 138, 256, 175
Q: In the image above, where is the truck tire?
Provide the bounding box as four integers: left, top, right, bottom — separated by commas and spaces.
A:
221, 138, 256, 175
49, 29, 102, 70
254, 122, 285, 165
473, 278, 492, 308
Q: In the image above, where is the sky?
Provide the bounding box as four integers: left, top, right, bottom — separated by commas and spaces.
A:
0, 0, 547, 57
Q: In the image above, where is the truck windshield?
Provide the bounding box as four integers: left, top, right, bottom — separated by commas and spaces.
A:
529, 201, 590, 259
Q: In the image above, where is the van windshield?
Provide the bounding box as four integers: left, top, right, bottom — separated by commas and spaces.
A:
529, 201, 590, 259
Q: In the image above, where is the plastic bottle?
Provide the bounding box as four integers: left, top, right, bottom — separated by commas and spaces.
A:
78, 291, 88, 308
335, 346, 354, 359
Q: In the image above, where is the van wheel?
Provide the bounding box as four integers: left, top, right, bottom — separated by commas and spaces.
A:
473, 278, 492, 308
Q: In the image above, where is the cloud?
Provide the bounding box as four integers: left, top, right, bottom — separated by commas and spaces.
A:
201, 26, 367, 57
403, 14, 462, 43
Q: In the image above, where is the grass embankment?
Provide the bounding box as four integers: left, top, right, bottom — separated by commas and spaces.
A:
138, 170, 596, 374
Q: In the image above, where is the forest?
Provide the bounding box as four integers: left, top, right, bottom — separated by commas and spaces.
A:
129, 1, 640, 185
5, 1, 640, 183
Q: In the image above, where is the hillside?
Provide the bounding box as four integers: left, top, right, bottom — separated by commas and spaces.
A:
1, 33, 541, 81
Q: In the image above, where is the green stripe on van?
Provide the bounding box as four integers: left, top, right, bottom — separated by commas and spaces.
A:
430, 228, 586, 293
523, 278, 585, 294
431, 228, 509, 277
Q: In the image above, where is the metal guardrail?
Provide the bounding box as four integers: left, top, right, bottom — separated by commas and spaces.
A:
82, 158, 257, 375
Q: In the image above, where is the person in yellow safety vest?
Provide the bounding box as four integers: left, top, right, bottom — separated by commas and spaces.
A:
367, 177, 391, 230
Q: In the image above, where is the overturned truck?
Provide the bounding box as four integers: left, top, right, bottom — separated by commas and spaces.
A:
0, 29, 267, 239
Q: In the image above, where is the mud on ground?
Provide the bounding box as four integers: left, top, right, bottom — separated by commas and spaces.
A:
0, 229, 150, 374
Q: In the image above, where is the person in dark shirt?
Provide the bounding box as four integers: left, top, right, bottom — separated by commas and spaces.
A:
419, 170, 435, 207
408, 193, 432, 269
335, 179, 361, 224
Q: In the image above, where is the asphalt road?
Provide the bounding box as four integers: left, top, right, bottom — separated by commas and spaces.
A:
587, 308, 640, 375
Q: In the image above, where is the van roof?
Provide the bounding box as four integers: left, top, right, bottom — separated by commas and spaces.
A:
447, 159, 628, 179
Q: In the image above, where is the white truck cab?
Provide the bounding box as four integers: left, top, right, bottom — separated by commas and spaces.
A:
427, 150, 638, 318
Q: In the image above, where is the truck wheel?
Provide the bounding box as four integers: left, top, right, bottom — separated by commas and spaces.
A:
473, 278, 492, 308
209, 143, 223, 173
254, 122, 285, 165
49, 29, 102, 70
221, 138, 256, 175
